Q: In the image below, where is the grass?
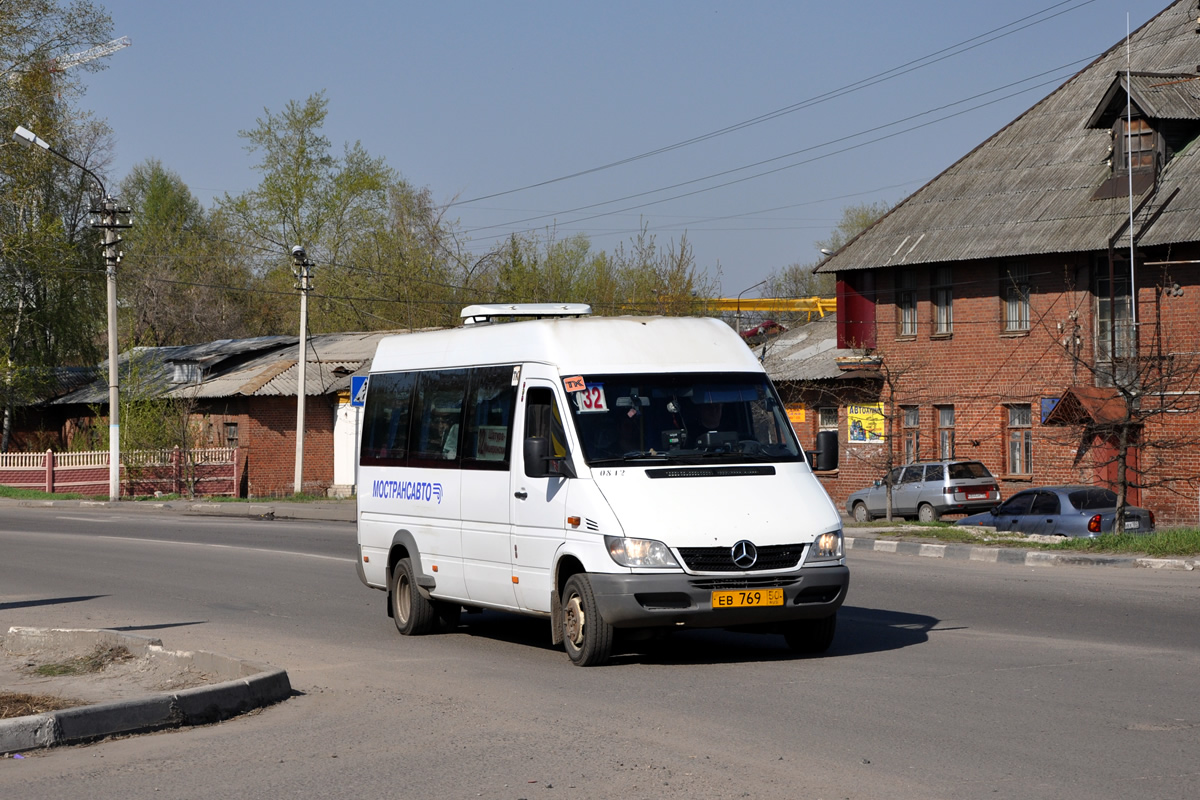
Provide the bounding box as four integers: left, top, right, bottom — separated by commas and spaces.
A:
0, 692, 85, 719
30, 645, 134, 677
854, 518, 1200, 557
1040, 528, 1200, 558
0, 485, 86, 501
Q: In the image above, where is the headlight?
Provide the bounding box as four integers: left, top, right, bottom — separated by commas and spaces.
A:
808, 529, 844, 562
604, 536, 681, 568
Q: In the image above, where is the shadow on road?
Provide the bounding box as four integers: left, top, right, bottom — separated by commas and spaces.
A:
0, 594, 107, 611
450, 604, 940, 666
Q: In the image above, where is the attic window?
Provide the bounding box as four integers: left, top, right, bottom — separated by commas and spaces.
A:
172, 362, 201, 384
1087, 71, 1200, 200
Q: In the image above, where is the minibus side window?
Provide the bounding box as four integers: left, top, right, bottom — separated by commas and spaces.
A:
409, 369, 469, 468
359, 371, 416, 467
461, 365, 517, 470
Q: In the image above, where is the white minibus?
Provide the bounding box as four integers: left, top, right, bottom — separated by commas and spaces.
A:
355, 304, 848, 666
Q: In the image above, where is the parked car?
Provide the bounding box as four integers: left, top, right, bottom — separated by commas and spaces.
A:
956, 486, 1155, 537
846, 460, 1000, 523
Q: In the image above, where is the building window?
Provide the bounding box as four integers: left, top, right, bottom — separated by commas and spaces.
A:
818, 406, 838, 432
901, 406, 920, 463
1003, 264, 1030, 332
897, 269, 917, 337
932, 265, 953, 336
936, 405, 955, 460
1120, 117, 1158, 173
1007, 405, 1032, 475
223, 422, 239, 449
1096, 271, 1135, 379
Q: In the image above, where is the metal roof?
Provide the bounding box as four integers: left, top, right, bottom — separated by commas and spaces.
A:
47, 331, 403, 406
818, 0, 1200, 273
761, 315, 856, 383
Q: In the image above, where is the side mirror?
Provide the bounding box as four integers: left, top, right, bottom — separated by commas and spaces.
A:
811, 430, 839, 471
524, 436, 577, 479
989, 506, 1000, 516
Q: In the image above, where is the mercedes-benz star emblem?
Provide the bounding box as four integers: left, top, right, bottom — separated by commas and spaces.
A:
731, 540, 758, 569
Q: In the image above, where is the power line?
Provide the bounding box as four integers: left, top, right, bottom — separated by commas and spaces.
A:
448, 0, 1099, 208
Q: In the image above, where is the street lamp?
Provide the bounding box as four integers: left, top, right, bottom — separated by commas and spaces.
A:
13, 125, 131, 501
291, 245, 314, 495
736, 279, 767, 335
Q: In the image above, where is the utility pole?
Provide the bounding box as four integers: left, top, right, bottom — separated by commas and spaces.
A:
291, 246, 314, 495
12, 126, 131, 501
94, 197, 132, 500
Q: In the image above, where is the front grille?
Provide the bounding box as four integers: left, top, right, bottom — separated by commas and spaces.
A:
689, 576, 800, 590
678, 544, 806, 572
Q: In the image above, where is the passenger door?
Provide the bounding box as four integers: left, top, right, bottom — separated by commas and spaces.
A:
510, 379, 573, 614
894, 465, 925, 517
458, 367, 521, 609
865, 467, 903, 516
1028, 491, 1062, 535
992, 491, 1036, 532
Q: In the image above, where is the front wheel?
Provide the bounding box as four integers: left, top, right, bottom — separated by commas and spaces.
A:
784, 613, 837, 655
391, 558, 436, 636
561, 574, 614, 667
917, 503, 940, 523
852, 502, 870, 523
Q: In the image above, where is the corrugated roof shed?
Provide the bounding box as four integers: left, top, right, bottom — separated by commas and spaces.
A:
47, 331, 404, 406
819, 0, 1200, 272
761, 315, 856, 382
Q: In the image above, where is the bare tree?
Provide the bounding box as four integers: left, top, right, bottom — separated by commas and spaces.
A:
1043, 265, 1200, 529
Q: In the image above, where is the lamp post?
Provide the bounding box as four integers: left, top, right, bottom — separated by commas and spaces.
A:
291, 245, 314, 495
736, 279, 767, 335
13, 126, 131, 501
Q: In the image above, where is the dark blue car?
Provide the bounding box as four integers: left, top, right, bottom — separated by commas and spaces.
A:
956, 486, 1154, 537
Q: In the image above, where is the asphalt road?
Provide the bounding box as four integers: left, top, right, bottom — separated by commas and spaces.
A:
1, 507, 1198, 799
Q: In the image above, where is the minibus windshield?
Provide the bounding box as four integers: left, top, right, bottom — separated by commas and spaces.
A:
565, 372, 803, 465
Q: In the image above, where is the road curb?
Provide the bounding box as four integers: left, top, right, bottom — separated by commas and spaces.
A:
2, 497, 356, 523
0, 628, 291, 755
844, 534, 1196, 571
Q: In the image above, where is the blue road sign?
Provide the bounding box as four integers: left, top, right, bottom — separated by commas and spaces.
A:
351, 375, 369, 407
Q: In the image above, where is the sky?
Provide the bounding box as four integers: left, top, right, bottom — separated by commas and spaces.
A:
72, 0, 1164, 296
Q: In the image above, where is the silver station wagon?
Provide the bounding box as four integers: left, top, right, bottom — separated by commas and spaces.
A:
846, 460, 1001, 523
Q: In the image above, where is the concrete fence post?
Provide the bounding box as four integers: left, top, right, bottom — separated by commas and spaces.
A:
45, 449, 55, 494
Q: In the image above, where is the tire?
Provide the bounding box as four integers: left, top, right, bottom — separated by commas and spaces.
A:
561, 574, 614, 667
391, 558, 436, 636
852, 502, 870, 523
784, 613, 837, 655
917, 503, 940, 523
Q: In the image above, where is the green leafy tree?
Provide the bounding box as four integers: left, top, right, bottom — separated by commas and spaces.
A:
0, 0, 116, 451
118, 159, 256, 346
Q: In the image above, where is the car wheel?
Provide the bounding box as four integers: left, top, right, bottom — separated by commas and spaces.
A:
784, 613, 837, 655
561, 574, 614, 667
391, 557, 436, 636
918, 503, 940, 523
852, 502, 870, 523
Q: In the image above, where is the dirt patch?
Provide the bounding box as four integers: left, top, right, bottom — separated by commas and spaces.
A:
1, 634, 218, 720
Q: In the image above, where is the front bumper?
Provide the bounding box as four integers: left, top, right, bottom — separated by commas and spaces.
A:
587, 565, 849, 629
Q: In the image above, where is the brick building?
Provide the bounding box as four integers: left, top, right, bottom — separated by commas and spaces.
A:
22, 332, 398, 498
809, 1, 1200, 526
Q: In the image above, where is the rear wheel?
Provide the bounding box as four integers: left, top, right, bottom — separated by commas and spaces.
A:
852, 502, 870, 523
391, 558, 436, 636
918, 503, 940, 523
561, 574, 614, 667
784, 613, 837, 655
